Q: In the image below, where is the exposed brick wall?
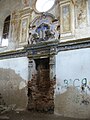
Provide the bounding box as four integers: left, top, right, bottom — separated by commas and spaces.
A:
27, 68, 56, 113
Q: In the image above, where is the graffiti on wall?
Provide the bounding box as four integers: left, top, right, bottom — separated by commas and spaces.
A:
56, 78, 90, 105
57, 78, 89, 92
72, 92, 90, 105
63, 78, 87, 89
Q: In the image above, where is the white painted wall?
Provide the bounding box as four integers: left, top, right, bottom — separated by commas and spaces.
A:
55, 48, 90, 118
56, 48, 90, 94
0, 57, 28, 80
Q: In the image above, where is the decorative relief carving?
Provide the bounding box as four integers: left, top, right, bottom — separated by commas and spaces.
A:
75, 0, 87, 28
62, 4, 71, 32
60, 3, 71, 33
22, 0, 29, 7
20, 17, 29, 43
11, 11, 20, 42
28, 13, 60, 45
11, 8, 32, 45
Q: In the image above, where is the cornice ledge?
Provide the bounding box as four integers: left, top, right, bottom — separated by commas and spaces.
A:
58, 37, 90, 51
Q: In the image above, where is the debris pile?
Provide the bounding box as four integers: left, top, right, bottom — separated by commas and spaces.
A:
0, 93, 16, 114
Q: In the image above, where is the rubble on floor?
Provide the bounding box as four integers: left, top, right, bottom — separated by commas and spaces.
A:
0, 93, 16, 115
0, 104, 16, 114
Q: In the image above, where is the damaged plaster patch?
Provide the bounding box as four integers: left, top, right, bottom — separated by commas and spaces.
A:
0, 68, 28, 109
55, 86, 90, 118
19, 81, 27, 90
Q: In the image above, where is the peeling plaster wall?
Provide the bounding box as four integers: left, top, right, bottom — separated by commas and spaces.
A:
55, 48, 90, 118
0, 57, 28, 109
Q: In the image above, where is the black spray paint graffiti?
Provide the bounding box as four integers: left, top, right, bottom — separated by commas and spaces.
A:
73, 94, 90, 105
64, 78, 87, 89
64, 78, 90, 94
56, 78, 90, 105
63, 78, 90, 105
57, 78, 88, 92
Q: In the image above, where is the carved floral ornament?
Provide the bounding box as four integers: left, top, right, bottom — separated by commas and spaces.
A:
28, 13, 60, 45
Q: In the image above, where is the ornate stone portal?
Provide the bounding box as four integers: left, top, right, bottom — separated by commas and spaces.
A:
27, 13, 60, 113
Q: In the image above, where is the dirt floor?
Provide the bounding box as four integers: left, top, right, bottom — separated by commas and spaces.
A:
0, 110, 89, 120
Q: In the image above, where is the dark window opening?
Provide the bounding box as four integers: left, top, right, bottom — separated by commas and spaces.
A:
2, 15, 11, 46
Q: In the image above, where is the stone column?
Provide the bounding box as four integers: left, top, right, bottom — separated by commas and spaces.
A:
49, 55, 56, 80
28, 59, 33, 80
49, 55, 56, 112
